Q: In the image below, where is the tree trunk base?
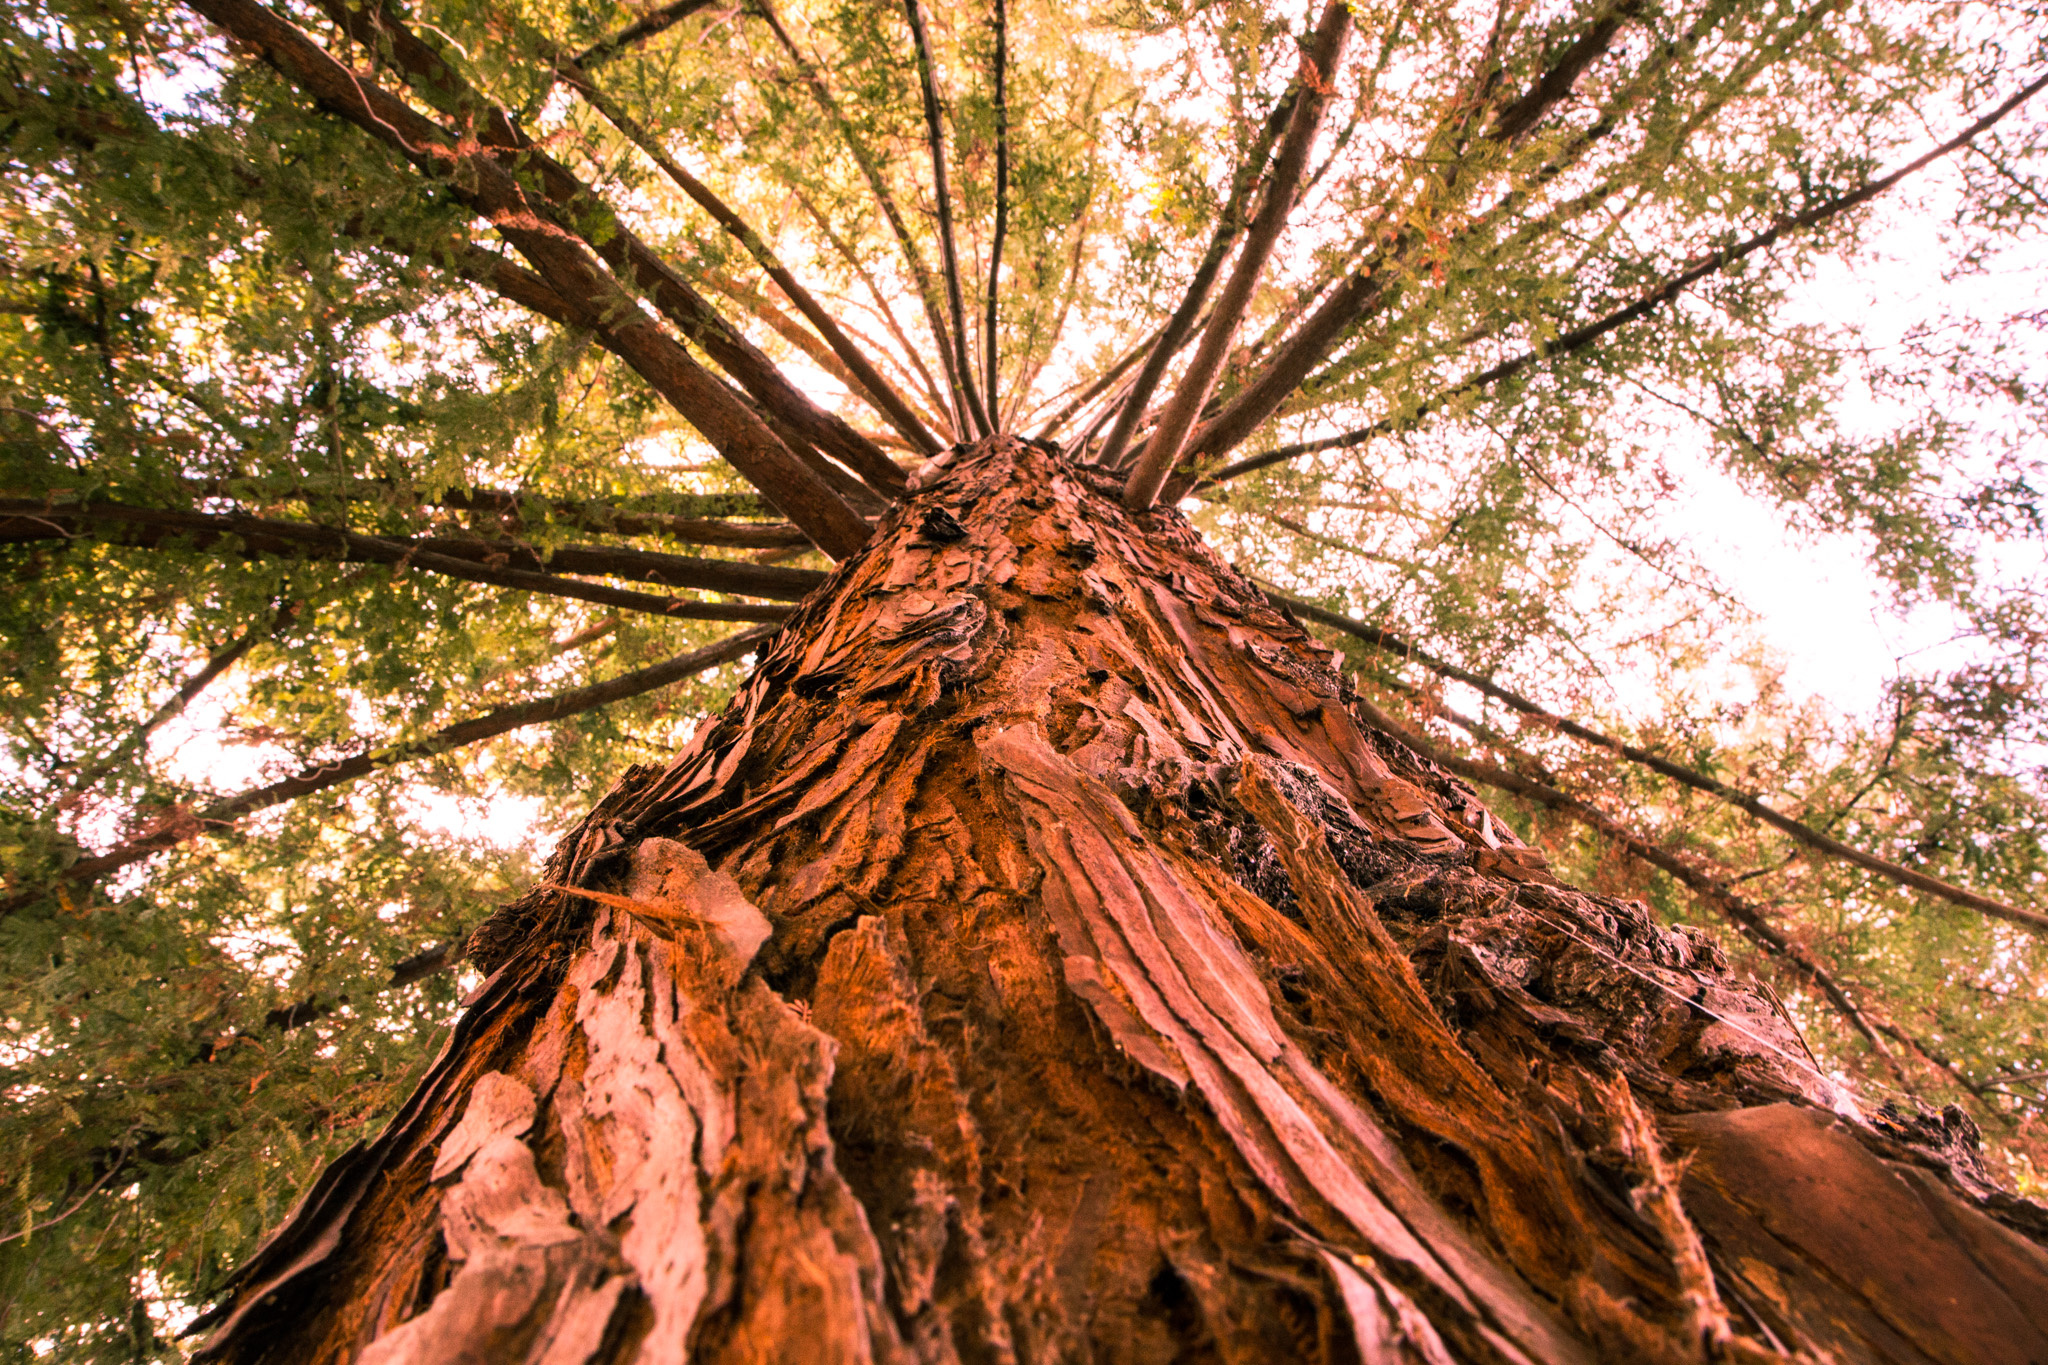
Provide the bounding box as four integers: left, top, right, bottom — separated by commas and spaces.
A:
194, 439, 2048, 1365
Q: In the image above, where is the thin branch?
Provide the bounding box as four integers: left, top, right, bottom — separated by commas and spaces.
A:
573, 0, 717, 69
0, 1148, 133, 1247
1344, 689, 1894, 1056
1095, 77, 1299, 470
1027, 322, 1170, 442
264, 937, 468, 1033
984, 0, 1009, 423
904, 0, 993, 436
754, 0, 966, 436
1182, 1, 1791, 472
2, 499, 815, 616
789, 189, 959, 422
1123, 0, 1352, 510
1272, 586, 2048, 934
1006, 187, 1100, 429
1197, 63, 2048, 485
545, 44, 938, 463
0, 627, 777, 917
60, 599, 298, 800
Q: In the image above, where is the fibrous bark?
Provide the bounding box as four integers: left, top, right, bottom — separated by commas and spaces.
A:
194, 440, 2048, 1365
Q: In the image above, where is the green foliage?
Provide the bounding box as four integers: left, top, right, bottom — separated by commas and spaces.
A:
2, 0, 2046, 1352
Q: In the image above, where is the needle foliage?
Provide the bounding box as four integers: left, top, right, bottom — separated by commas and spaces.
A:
2, 0, 2045, 1354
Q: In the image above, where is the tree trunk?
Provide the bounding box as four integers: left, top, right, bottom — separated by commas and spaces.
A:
191, 439, 2048, 1365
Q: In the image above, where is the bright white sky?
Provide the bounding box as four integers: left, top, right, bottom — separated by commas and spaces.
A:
1668, 164, 2040, 718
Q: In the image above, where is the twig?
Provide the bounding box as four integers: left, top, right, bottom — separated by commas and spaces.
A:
0, 1148, 133, 1247
60, 599, 297, 800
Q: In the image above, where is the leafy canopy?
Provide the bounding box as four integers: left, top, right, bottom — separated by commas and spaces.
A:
2, 0, 2046, 1353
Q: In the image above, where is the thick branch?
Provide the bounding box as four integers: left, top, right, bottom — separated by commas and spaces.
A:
338, 0, 905, 493
2, 499, 813, 617
1275, 587, 2048, 934
172, 476, 806, 547
1487, 0, 1641, 146
904, 0, 993, 437
1198, 63, 2048, 483
1123, 0, 1352, 510
1095, 81, 1298, 470
0, 627, 776, 916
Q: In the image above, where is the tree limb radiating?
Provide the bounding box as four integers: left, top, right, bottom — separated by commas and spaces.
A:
755, 0, 967, 439
1194, 62, 2048, 480
1095, 82, 1298, 470
1123, 0, 1352, 510
904, 0, 994, 437
543, 46, 939, 465
1277, 588, 2048, 933
984, 0, 1009, 424
0, 499, 813, 616
313, 0, 902, 506
1344, 690, 1899, 1061
0, 626, 778, 917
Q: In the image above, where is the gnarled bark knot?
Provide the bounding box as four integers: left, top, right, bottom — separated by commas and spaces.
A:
196, 437, 2048, 1365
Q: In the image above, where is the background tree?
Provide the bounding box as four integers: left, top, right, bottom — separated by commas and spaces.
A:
1, 0, 2046, 1357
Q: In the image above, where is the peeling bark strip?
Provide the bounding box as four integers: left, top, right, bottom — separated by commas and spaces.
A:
202, 441, 2048, 1365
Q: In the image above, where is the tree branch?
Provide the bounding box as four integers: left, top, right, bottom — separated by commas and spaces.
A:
983, 0, 1009, 424
170, 475, 807, 548
0, 627, 777, 917
2, 499, 814, 617
1095, 78, 1299, 470
543, 43, 938, 465
1123, 0, 1352, 510
904, 0, 993, 437
272, 0, 877, 552
58, 600, 298, 800
1027, 321, 1168, 443
754, 0, 966, 437
1344, 688, 1895, 1057
1196, 63, 2048, 485
573, 0, 717, 69
345, 0, 905, 494
1272, 586, 2048, 934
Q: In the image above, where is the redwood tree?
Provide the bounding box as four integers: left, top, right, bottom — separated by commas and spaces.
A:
4, 0, 2048, 1358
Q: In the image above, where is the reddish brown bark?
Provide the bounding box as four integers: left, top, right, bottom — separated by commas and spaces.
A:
194, 440, 2048, 1365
